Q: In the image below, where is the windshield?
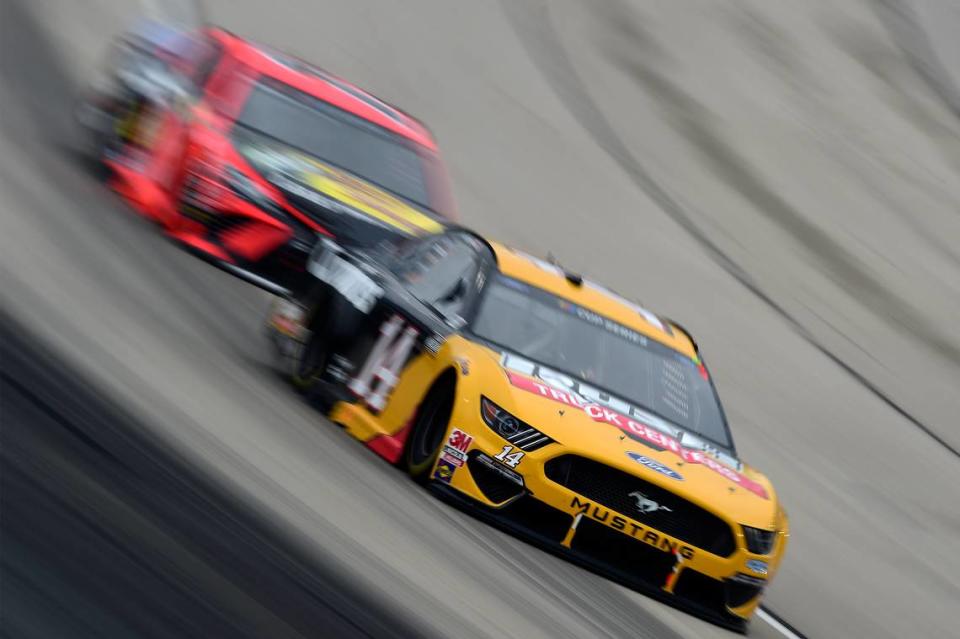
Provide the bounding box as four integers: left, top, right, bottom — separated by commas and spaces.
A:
236, 79, 439, 211
471, 275, 732, 448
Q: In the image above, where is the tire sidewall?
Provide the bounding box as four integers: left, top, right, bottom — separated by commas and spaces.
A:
405, 380, 455, 480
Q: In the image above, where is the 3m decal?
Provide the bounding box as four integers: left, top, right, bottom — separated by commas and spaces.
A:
447, 428, 473, 453
492, 445, 525, 469
504, 358, 768, 499
348, 315, 419, 412
626, 452, 683, 481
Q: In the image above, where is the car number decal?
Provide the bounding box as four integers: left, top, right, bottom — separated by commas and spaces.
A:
493, 445, 525, 469
348, 315, 419, 412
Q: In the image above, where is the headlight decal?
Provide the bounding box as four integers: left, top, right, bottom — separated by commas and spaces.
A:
480, 397, 554, 451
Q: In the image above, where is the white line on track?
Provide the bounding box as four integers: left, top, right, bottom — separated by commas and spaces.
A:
758, 608, 805, 639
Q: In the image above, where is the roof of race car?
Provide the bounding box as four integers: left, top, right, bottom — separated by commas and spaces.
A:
207, 28, 438, 151
487, 241, 698, 358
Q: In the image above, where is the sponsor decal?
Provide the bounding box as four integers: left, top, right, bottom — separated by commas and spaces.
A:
440, 445, 467, 468
298, 160, 443, 235
474, 453, 524, 486
503, 356, 768, 499
245, 142, 443, 236
433, 458, 456, 484
626, 452, 683, 481
746, 559, 769, 576
569, 496, 695, 559
447, 428, 473, 453
509, 252, 669, 333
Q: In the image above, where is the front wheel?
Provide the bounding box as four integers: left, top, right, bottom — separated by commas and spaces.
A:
404, 379, 455, 482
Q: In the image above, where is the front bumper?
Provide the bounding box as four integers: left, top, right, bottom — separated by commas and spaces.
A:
429, 481, 756, 632
172, 181, 319, 295
430, 406, 782, 631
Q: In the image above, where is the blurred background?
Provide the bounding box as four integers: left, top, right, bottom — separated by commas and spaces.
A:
2, 1, 959, 637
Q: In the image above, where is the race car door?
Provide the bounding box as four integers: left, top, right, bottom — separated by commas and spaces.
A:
348, 232, 492, 414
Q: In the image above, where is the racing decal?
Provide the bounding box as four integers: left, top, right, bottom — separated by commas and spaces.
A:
507, 251, 670, 334
241, 137, 443, 236
348, 315, 419, 412
446, 428, 473, 453
440, 446, 467, 467
301, 163, 442, 235
570, 496, 695, 559
504, 355, 768, 499
433, 458, 457, 484
626, 452, 683, 481
473, 453, 524, 486
308, 250, 383, 314
441, 429, 472, 468
492, 445, 525, 469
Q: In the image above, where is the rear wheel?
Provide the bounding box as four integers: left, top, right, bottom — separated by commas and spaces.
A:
404, 378, 455, 481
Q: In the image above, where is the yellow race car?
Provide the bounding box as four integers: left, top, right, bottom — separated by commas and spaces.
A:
267, 228, 788, 631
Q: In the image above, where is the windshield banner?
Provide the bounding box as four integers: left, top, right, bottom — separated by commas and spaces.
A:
502, 355, 768, 499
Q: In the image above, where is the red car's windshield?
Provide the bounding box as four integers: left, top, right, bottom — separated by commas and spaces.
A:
235, 78, 454, 216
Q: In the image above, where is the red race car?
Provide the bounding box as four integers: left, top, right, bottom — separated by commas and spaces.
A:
77, 21, 457, 294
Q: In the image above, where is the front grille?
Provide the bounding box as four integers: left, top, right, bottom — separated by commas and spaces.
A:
466, 452, 525, 504
571, 519, 676, 586
545, 455, 736, 556
209, 214, 249, 237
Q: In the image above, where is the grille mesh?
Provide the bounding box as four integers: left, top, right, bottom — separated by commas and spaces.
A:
545, 455, 736, 556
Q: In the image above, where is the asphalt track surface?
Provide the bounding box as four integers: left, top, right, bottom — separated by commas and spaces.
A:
1, 315, 429, 639
2, 0, 960, 638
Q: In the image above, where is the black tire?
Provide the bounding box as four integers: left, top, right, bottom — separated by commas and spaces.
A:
291, 294, 331, 392
404, 377, 455, 482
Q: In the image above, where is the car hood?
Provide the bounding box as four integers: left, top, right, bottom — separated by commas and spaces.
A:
465, 343, 782, 530
234, 130, 445, 245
